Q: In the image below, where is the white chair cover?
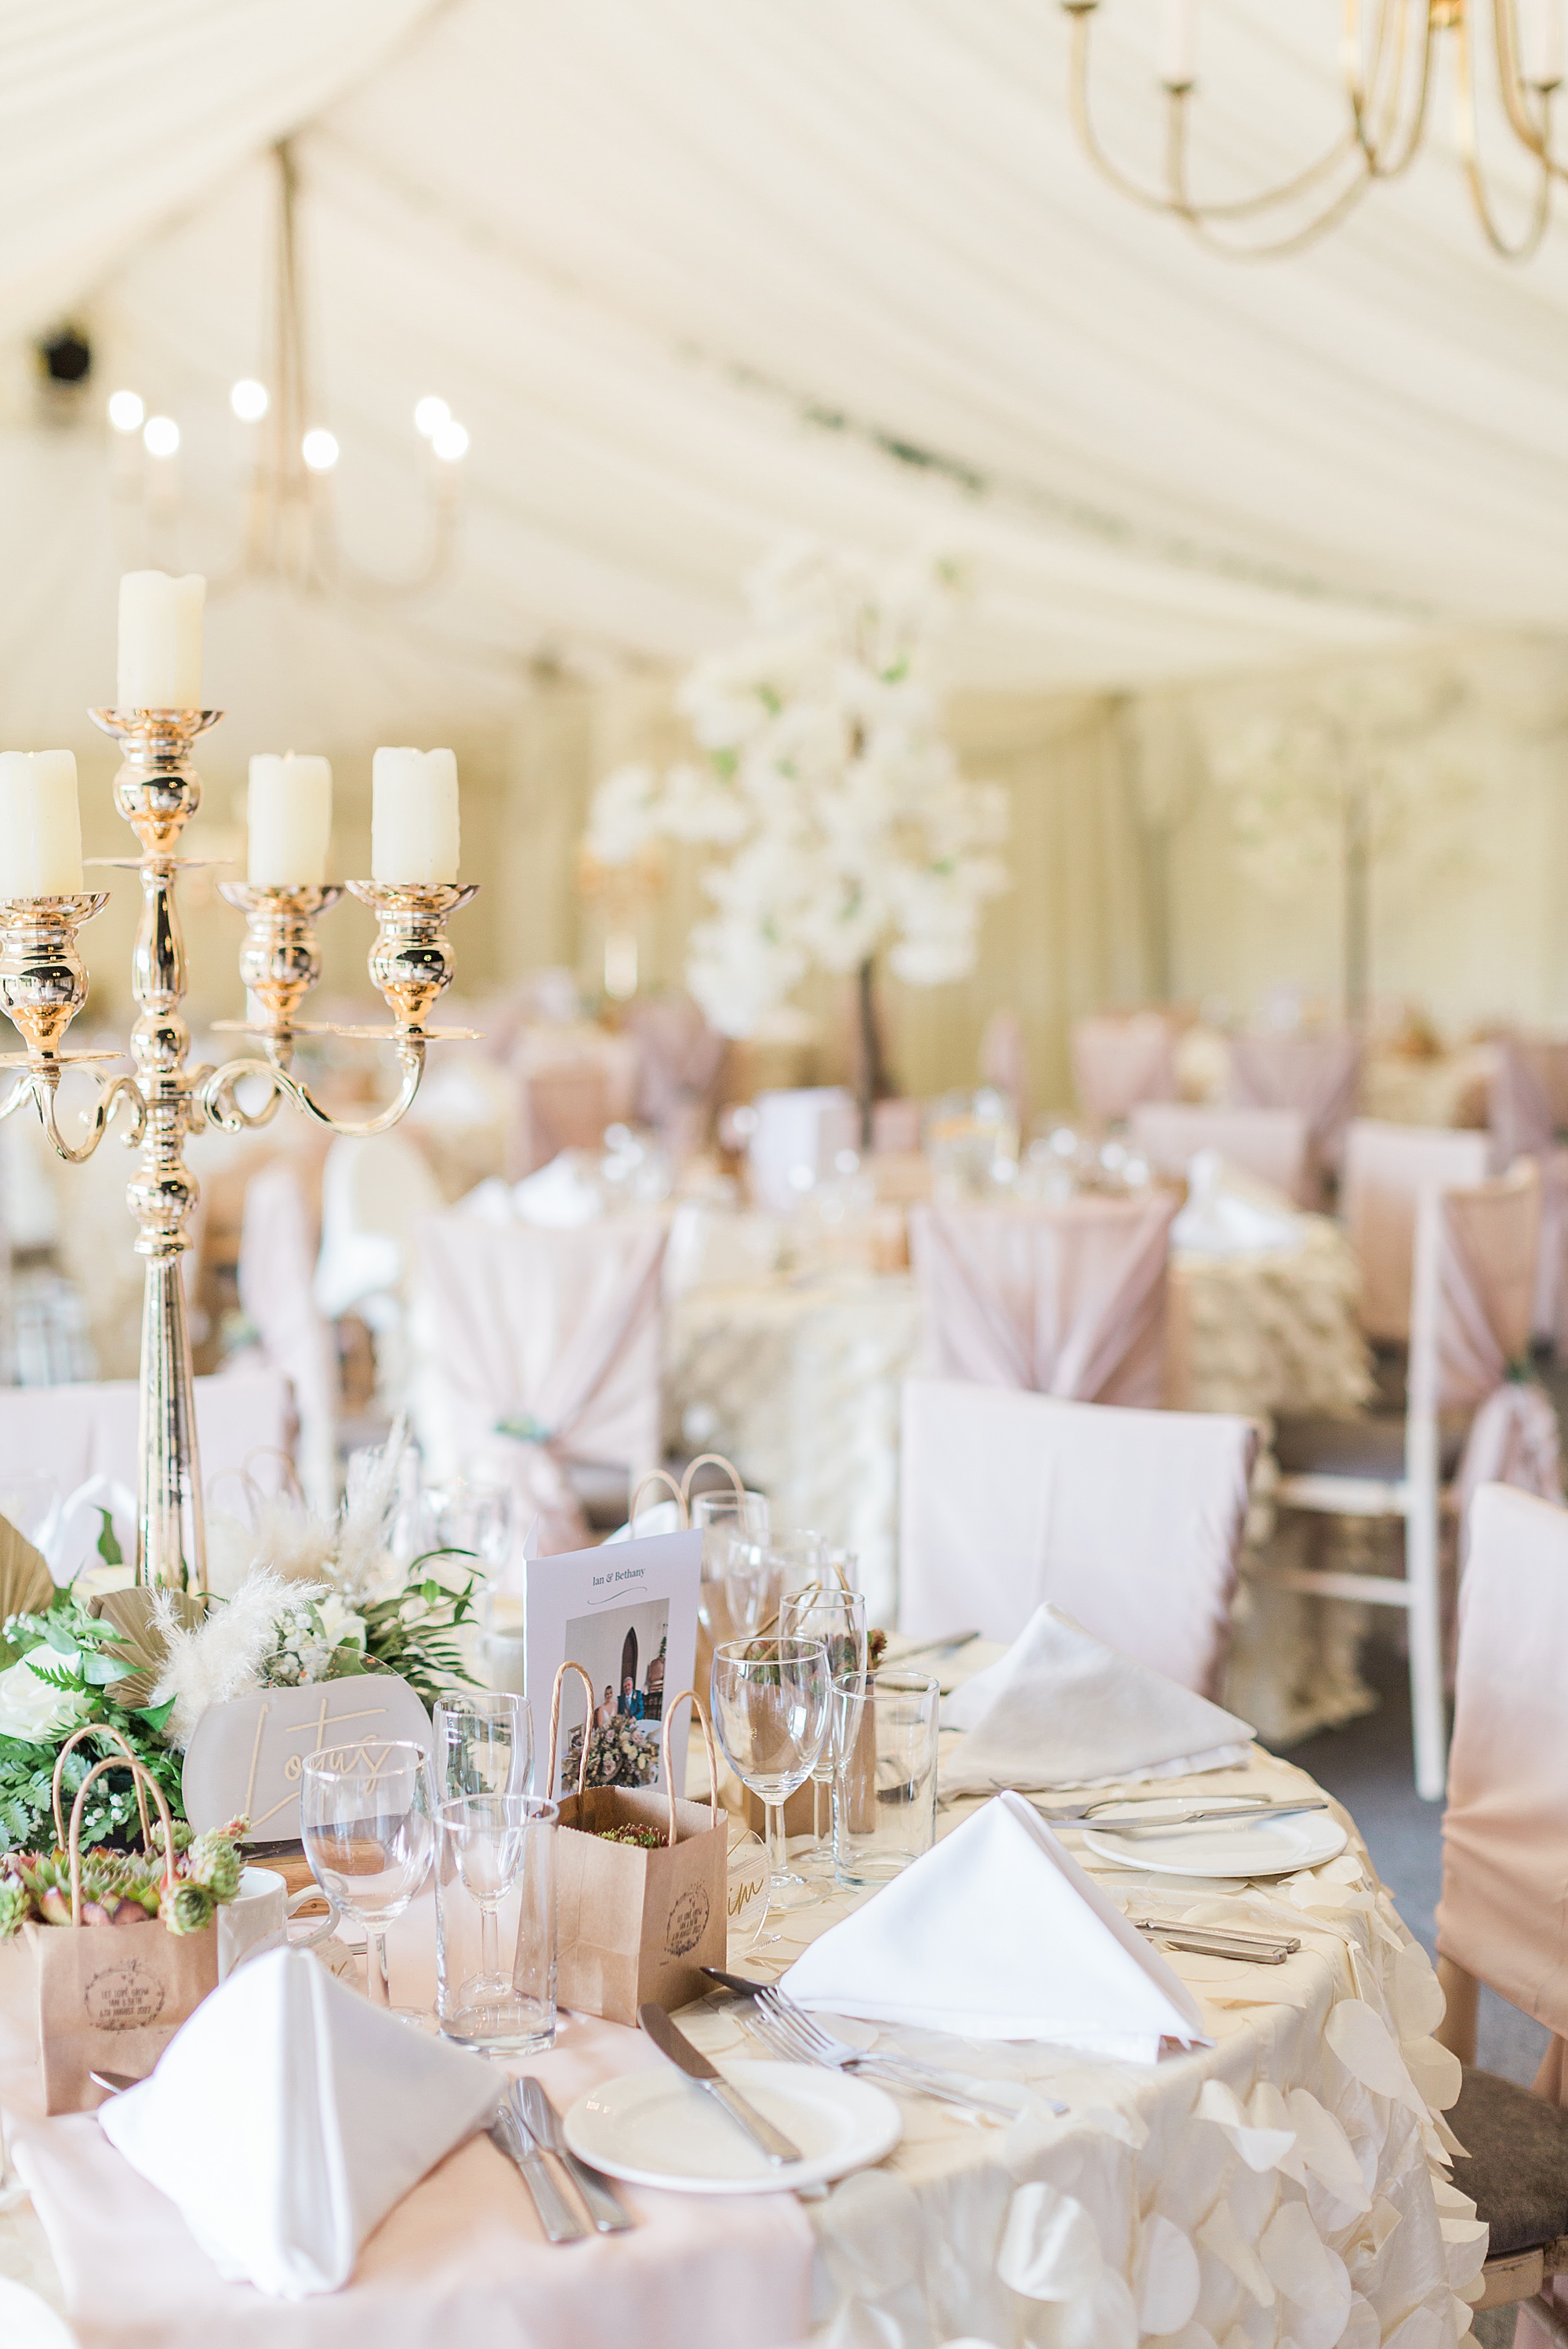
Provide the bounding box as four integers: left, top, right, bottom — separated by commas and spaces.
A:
412, 1212, 668, 1553
898, 1377, 1257, 1691
1127, 1102, 1311, 1204
238, 1161, 339, 1518
1069, 1012, 1177, 1127
1342, 1118, 1492, 1343
0, 1369, 292, 1567
747, 1087, 860, 1214
907, 1192, 1178, 1407
1227, 1032, 1363, 1183
1438, 1482, 1568, 2077
313, 1135, 445, 1328
1409, 1162, 1563, 1527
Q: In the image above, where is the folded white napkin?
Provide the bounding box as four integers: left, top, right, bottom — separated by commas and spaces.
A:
1171, 1149, 1304, 1258
512, 1151, 604, 1229
98, 1948, 499, 2298
941, 1604, 1253, 1794
781, 1791, 1209, 2059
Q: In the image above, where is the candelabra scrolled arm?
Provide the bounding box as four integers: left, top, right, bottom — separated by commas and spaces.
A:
5, 1065, 147, 1164
198, 1034, 426, 1141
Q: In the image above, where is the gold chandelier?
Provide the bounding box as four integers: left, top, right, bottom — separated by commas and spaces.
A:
108, 141, 467, 594
1062, 0, 1567, 259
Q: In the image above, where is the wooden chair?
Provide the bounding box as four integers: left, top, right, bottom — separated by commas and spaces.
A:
1265, 1163, 1545, 1799
1434, 1482, 1568, 2333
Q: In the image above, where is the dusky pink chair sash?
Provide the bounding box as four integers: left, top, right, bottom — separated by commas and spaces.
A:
413, 1213, 667, 1552
1342, 1119, 1492, 1343
1438, 1482, 1568, 2041
237, 1160, 339, 1516
628, 994, 726, 1158
1408, 1163, 1563, 1525
1227, 1032, 1362, 1175
1490, 1037, 1555, 1166
1069, 1013, 1177, 1127
908, 1191, 1178, 1407
897, 1376, 1256, 1692
1493, 1040, 1568, 1342
1128, 1102, 1311, 1205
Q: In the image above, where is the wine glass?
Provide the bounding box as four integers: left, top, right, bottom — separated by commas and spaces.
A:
430, 1479, 514, 1576
433, 1688, 534, 1801
300, 1740, 435, 2020
779, 1586, 868, 1879
710, 1636, 831, 1915
724, 1530, 825, 1639
692, 1489, 769, 1643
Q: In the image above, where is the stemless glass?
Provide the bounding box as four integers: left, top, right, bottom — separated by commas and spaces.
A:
779, 1586, 868, 1878
710, 1636, 831, 1915
436, 1795, 557, 2053
300, 1739, 435, 2020
692, 1489, 769, 1646
433, 1687, 534, 1802
724, 1530, 826, 1640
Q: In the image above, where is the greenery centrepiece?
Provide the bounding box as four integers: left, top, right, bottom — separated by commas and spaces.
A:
0, 1422, 476, 1856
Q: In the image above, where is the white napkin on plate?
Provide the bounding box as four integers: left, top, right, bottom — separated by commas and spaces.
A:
1171, 1149, 1304, 1258
781, 1791, 1209, 2060
97, 1948, 499, 2298
941, 1604, 1253, 1794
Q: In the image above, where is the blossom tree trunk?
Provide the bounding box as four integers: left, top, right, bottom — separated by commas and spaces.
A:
855, 957, 894, 1146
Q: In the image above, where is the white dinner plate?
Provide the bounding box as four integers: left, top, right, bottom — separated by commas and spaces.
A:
563, 2059, 902, 2195
1082, 1800, 1348, 1880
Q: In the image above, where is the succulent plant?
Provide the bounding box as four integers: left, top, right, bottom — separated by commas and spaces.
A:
0, 1817, 245, 1937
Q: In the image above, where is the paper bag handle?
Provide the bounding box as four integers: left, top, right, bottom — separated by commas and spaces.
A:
67, 1757, 177, 1926
659, 1686, 720, 1839
628, 1468, 686, 1528
680, 1454, 746, 1511
50, 1722, 150, 1852
546, 1660, 598, 1802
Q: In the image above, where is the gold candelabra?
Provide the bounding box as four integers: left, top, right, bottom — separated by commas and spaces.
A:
0, 705, 474, 1595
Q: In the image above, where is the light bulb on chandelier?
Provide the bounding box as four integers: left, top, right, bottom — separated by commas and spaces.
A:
109, 140, 466, 596
1061, 0, 1568, 260
230, 378, 268, 423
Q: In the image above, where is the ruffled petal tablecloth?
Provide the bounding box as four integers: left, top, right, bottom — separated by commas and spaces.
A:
2, 1728, 1482, 2348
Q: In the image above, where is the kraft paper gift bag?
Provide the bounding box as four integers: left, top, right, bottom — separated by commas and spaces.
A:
28, 1741, 218, 2115
547, 1664, 728, 2025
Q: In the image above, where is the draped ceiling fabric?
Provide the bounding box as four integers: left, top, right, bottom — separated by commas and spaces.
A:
0, 0, 1566, 757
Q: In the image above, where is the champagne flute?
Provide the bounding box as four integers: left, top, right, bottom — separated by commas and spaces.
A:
710, 1636, 831, 1915
692, 1489, 769, 1643
440, 1793, 527, 1995
434, 1687, 534, 1801
301, 1740, 434, 2020
779, 1585, 868, 1879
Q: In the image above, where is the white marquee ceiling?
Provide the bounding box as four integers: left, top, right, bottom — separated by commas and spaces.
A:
1, 0, 1566, 746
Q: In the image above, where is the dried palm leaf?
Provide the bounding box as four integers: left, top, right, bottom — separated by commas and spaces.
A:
93, 1586, 206, 1710
0, 1514, 53, 1625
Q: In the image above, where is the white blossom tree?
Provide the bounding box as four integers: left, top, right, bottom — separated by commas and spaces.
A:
584, 541, 1010, 1123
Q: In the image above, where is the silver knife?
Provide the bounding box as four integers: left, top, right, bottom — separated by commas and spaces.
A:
638, 2002, 803, 2166
1039, 1797, 1329, 1833
488, 2094, 588, 2242
515, 2075, 635, 2233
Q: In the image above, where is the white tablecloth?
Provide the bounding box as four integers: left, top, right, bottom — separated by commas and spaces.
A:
1, 1701, 1481, 2347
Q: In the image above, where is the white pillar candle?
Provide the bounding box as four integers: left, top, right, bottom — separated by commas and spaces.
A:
247, 753, 332, 888
117, 570, 205, 710
0, 750, 84, 896
371, 746, 460, 884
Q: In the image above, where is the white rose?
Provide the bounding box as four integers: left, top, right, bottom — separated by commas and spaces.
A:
316, 1595, 367, 1651
0, 1649, 91, 1744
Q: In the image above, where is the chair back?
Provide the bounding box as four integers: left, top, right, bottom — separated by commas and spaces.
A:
0, 1369, 292, 1570
979, 1008, 1029, 1131
412, 1212, 668, 1552
627, 994, 725, 1160
1227, 1030, 1362, 1196
1128, 1102, 1310, 1205
510, 1059, 611, 1180
237, 1161, 339, 1516
747, 1087, 860, 1214
1438, 1482, 1568, 2042
1342, 1118, 1491, 1342
1408, 1163, 1561, 1516
908, 1191, 1177, 1407
1490, 1036, 1556, 1168
313, 1134, 445, 1324
897, 1376, 1256, 1691
1069, 1012, 1177, 1126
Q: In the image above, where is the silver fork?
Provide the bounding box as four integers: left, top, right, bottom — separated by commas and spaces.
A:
749, 1988, 1047, 2120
